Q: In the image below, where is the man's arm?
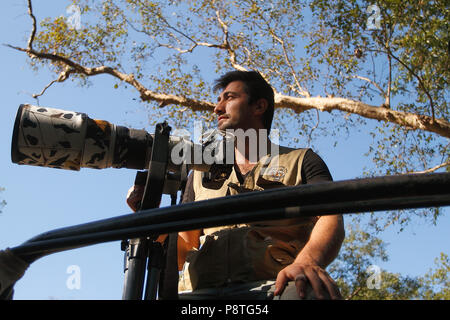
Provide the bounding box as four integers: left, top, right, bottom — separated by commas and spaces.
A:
177, 172, 201, 269
274, 149, 345, 299
274, 214, 344, 299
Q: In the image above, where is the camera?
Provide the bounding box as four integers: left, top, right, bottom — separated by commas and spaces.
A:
11, 104, 234, 176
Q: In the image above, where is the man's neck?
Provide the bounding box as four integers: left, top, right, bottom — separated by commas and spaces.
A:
234, 161, 255, 177
234, 132, 272, 176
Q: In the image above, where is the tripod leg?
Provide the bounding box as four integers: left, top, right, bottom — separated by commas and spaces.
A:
122, 238, 149, 300
144, 241, 165, 300
123, 122, 171, 300
158, 233, 179, 300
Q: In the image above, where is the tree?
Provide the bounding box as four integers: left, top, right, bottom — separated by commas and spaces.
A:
418, 252, 450, 299
329, 224, 449, 300
9, 1, 449, 148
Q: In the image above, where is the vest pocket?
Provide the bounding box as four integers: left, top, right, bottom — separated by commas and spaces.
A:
183, 234, 224, 290
246, 229, 304, 280
266, 240, 301, 266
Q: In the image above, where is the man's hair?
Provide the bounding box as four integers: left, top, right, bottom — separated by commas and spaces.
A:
213, 70, 275, 132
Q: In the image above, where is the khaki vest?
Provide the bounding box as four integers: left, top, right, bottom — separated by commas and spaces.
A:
179, 146, 319, 292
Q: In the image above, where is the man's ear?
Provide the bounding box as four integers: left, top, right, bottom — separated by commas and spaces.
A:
253, 98, 268, 116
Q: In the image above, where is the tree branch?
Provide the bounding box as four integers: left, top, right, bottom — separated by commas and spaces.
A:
126, 14, 226, 54
408, 161, 450, 174
153, 11, 228, 52
386, 54, 392, 107
8, 42, 215, 111
352, 75, 388, 103
26, 0, 36, 52
11, 41, 450, 138
32, 66, 75, 99
275, 94, 450, 138
385, 47, 435, 121
307, 109, 320, 147
273, 34, 310, 97
215, 10, 247, 72
10, 36, 450, 139
268, 28, 310, 97
345, 286, 362, 300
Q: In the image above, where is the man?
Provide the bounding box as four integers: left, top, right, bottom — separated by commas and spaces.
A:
127, 71, 344, 300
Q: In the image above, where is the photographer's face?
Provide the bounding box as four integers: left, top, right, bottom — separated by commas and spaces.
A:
214, 81, 253, 131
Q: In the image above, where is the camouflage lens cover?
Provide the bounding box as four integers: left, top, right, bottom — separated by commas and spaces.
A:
12, 104, 88, 170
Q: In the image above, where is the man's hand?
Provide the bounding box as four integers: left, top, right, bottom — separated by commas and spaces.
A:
126, 184, 168, 244
126, 185, 145, 212
274, 214, 345, 299
274, 262, 342, 300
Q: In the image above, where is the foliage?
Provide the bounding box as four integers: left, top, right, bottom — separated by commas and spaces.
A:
329, 224, 449, 300
12, 1, 450, 230
418, 252, 450, 299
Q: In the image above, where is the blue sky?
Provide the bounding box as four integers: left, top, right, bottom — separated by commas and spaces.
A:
0, 1, 448, 300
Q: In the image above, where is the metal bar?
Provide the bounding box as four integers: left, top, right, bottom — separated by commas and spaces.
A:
11, 192, 450, 259
25, 173, 450, 245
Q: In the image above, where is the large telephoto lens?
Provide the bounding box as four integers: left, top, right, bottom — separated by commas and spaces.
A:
12, 104, 153, 171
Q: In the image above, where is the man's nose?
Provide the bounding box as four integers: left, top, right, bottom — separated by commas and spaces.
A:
214, 99, 225, 115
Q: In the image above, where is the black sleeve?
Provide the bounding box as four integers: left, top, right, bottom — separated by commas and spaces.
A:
301, 149, 333, 184
181, 171, 195, 203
